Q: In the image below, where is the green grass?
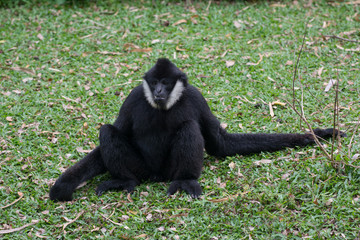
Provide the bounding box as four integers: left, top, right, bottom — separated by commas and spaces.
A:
1, 0, 359, 239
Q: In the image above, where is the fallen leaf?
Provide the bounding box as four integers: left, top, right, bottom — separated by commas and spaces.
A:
37, 33, 44, 41
6, 116, 13, 122
151, 39, 161, 44
270, 3, 286, 7
172, 19, 187, 26
130, 48, 152, 53
225, 60, 235, 67
281, 172, 291, 180
345, 0, 360, 4
135, 234, 147, 238
233, 20, 243, 29
253, 159, 272, 166
176, 46, 186, 51
268, 102, 274, 117
272, 101, 286, 106
246, 54, 263, 66
220, 122, 228, 129
76, 147, 92, 153
22, 77, 33, 83
285, 60, 293, 66
324, 79, 336, 92
157, 226, 165, 231
228, 162, 236, 170
325, 198, 334, 206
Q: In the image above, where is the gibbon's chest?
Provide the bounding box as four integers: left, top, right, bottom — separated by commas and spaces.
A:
131, 109, 182, 170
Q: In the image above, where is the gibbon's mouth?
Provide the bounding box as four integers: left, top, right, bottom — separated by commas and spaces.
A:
154, 96, 165, 102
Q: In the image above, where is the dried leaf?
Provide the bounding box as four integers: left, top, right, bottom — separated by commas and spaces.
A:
270, 3, 286, 7
176, 46, 186, 51
208, 197, 230, 203
345, 0, 360, 4
172, 19, 187, 26
285, 60, 293, 66
151, 39, 161, 44
225, 60, 235, 67
272, 101, 286, 106
22, 77, 33, 83
130, 48, 152, 53
6, 116, 13, 122
127, 193, 133, 203
324, 79, 336, 92
268, 102, 274, 117
281, 173, 291, 180
76, 147, 92, 153
228, 162, 236, 170
246, 54, 263, 66
253, 159, 272, 166
157, 226, 165, 231
325, 198, 334, 206
135, 234, 147, 238
37, 33, 44, 41
233, 20, 242, 29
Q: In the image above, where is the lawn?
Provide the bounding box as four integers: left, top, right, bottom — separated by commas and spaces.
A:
0, 0, 359, 239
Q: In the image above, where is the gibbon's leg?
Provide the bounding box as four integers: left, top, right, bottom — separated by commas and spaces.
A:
204, 116, 346, 157
50, 147, 106, 201
166, 121, 204, 198
95, 124, 149, 196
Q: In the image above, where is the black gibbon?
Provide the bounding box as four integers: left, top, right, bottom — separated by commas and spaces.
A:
50, 58, 344, 201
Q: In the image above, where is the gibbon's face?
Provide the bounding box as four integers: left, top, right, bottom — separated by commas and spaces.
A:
143, 77, 184, 110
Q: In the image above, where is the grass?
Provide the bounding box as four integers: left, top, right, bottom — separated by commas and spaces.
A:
1, 0, 359, 239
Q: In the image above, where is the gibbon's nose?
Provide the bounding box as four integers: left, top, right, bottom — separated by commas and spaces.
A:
155, 85, 162, 94
154, 86, 165, 99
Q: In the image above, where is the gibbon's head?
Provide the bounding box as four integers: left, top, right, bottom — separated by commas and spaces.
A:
143, 58, 188, 110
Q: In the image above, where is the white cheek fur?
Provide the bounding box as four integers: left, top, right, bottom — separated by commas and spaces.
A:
166, 80, 184, 110
143, 80, 159, 109
142, 80, 184, 110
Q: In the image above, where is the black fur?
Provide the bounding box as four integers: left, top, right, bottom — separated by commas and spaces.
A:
49, 58, 345, 201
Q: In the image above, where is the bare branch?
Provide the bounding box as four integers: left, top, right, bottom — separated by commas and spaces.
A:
292, 21, 309, 109
284, 99, 332, 160
323, 35, 360, 43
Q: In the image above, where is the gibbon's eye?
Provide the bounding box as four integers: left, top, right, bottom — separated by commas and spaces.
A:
161, 79, 170, 86
150, 81, 157, 87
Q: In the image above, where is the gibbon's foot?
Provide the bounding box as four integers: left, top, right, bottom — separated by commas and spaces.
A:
314, 128, 347, 139
49, 182, 74, 202
167, 180, 202, 199
95, 179, 137, 196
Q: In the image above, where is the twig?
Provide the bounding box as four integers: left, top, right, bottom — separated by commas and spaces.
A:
0, 220, 39, 234
292, 21, 309, 109
331, 73, 339, 162
1, 192, 23, 209
100, 214, 123, 226
284, 99, 332, 160
206, 0, 212, 11
62, 211, 85, 230
323, 35, 360, 43
348, 118, 360, 159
